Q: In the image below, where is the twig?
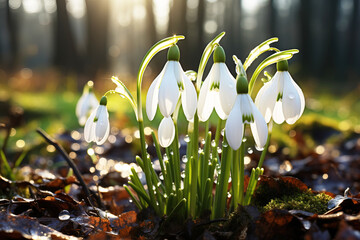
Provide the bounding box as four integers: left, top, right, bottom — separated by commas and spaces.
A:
36, 128, 102, 208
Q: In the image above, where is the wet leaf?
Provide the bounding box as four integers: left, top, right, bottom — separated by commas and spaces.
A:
0, 210, 79, 240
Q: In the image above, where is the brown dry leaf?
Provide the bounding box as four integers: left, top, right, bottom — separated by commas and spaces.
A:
256, 209, 305, 240
0, 210, 79, 240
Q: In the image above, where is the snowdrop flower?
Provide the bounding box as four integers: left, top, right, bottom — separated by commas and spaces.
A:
84, 96, 110, 145
225, 75, 268, 150
255, 60, 305, 124
158, 117, 175, 148
146, 45, 197, 122
198, 46, 237, 121
76, 81, 98, 126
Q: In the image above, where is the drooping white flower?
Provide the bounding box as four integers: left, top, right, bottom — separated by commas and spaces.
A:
198, 46, 236, 122
225, 75, 268, 150
76, 81, 98, 126
84, 96, 110, 145
146, 45, 197, 122
255, 60, 305, 124
158, 117, 175, 148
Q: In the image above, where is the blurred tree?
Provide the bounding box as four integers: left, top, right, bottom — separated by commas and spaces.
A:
54, 0, 79, 74
6, 0, 19, 71
85, 0, 110, 80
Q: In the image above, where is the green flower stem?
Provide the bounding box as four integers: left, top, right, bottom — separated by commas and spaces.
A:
183, 156, 190, 216
202, 132, 212, 184
189, 156, 198, 217
212, 118, 224, 157
257, 131, 271, 169
231, 149, 240, 210
239, 141, 245, 205
243, 129, 272, 205
243, 168, 256, 205
172, 121, 181, 192
165, 148, 175, 185
212, 136, 232, 219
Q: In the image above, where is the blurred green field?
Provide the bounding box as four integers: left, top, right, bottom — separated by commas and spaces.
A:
0, 81, 359, 161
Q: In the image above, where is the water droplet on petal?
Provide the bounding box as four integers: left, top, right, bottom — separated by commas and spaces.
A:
58, 210, 70, 221
288, 94, 295, 100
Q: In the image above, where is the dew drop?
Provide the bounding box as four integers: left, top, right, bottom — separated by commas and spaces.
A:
242, 137, 247, 142
217, 148, 222, 154
58, 210, 70, 221
182, 155, 188, 163
181, 171, 186, 179
184, 135, 190, 142
221, 129, 225, 136
288, 94, 295, 100
159, 173, 164, 180
211, 140, 216, 147
201, 139, 206, 145
247, 147, 253, 154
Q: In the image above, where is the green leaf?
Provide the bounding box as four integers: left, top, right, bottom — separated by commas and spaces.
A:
248, 49, 299, 95
0, 150, 15, 180
243, 37, 279, 70
196, 32, 226, 91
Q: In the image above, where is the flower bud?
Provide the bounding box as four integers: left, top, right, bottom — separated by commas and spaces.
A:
277, 60, 288, 71
167, 45, 180, 61
100, 96, 107, 106
213, 46, 226, 63
236, 74, 248, 94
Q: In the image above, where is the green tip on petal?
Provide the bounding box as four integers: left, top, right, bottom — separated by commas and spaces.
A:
167, 45, 180, 61
277, 60, 288, 71
100, 96, 107, 106
213, 46, 226, 63
236, 75, 248, 94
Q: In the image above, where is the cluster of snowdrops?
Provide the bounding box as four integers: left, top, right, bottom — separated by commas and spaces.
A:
75, 33, 304, 220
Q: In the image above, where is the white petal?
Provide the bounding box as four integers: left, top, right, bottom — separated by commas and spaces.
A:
273, 101, 285, 124
240, 95, 253, 124
180, 69, 197, 122
197, 64, 217, 122
282, 72, 305, 124
218, 63, 237, 116
76, 93, 86, 120
78, 93, 98, 126
225, 96, 244, 150
146, 66, 164, 121
158, 117, 175, 148
215, 92, 227, 120
84, 106, 98, 143
250, 101, 268, 150
158, 61, 180, 117
95, 105, 110, 145
255, 74, 278, 123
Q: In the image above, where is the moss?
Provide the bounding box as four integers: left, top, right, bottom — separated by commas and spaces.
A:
262, 191, 332, 214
